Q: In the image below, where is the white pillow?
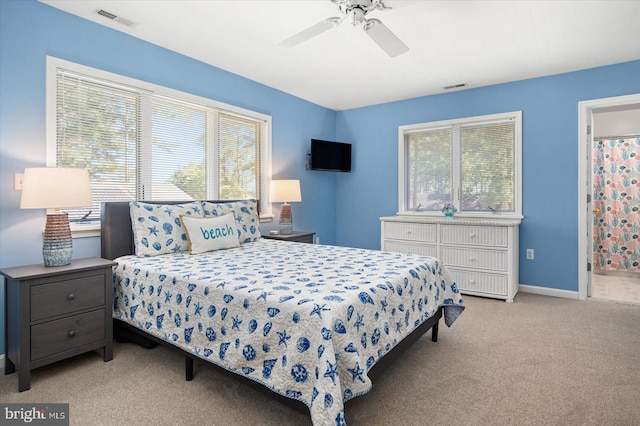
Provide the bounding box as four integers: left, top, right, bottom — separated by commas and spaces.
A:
130, 201, 203, 256
201, 199, 261, 244
180, 213, 240, 254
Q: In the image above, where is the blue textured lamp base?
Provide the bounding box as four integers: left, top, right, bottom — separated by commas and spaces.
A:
42, 213, 73, 267
279, 203, 293, 235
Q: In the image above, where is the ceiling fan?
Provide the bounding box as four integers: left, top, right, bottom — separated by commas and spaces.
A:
280, 0, 409, 57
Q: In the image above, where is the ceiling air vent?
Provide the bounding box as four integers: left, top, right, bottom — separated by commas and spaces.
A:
95, 9, 137, 28
443, 83, 468, 90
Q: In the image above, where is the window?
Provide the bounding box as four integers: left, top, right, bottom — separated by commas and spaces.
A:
46, 56, 272, 224
398, 111, 521, 217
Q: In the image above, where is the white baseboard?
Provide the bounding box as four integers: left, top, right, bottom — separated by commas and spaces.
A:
519, 284, 580, 300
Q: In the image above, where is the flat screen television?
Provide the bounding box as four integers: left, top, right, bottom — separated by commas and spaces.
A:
310, 139, 352, 172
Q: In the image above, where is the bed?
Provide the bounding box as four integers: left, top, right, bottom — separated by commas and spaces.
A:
101, 200, 465, 425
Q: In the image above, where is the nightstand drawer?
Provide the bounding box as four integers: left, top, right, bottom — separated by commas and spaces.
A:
262, 231, 315, 244
31, 309, 105, 361
285, 234, 314, 243
31, 274, 105, 321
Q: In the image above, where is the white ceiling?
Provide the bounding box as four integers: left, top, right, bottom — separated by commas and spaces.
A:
40, 0, 640, 111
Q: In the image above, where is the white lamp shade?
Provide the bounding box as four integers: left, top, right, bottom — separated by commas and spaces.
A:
20, 167, 93, 209
270, 179, 302, 203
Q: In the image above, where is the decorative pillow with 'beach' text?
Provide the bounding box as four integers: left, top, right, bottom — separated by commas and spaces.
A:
180, 213, 240, 254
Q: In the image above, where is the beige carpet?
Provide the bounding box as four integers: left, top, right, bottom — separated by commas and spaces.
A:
2, 292, 639, 425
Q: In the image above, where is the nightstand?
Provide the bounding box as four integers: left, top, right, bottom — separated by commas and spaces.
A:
263, 231, 315, 244
1, 257, 116, 391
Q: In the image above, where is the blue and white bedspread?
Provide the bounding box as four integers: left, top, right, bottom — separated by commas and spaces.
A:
112, 238, 465, 425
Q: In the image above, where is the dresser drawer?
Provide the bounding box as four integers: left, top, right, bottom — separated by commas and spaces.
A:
441, 224, 507, 247
441, 246, 507, 271
383, 240, 438, 258
383, 222, 437, 242
449, 268, 508, 296
31, 274, 105, 321
31, 309, 105, 361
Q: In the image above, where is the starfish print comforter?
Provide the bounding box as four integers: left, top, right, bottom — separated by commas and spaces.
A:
112, 238, 465, 425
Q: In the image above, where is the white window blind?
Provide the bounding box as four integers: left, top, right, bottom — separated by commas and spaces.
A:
218, 113, 259, 200
55, 71, 139, 221
460, 121, 515, 212
399, 112, 521, 217
405, 128, 452, 211
150, 98, 207, 201
50, 58, 270, 223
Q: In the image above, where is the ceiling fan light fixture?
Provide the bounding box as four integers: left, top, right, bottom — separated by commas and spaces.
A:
349, 7, 366, 26
280, 0, 408, 57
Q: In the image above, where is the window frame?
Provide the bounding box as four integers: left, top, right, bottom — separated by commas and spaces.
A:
398, 111, 522, 219
46, 56, 273, 236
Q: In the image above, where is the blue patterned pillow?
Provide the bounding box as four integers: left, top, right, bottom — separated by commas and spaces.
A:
130, 201, 203, 256
201, 199, 261, 244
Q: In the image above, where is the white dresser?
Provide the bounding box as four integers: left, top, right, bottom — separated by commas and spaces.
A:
380, 216, 521, 302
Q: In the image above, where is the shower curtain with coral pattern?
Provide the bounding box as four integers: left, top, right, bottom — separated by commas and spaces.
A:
593, 136, 640, 272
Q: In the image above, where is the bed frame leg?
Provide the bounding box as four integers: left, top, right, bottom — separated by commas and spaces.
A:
431, 321, 439, 342
186, 357, 194, 381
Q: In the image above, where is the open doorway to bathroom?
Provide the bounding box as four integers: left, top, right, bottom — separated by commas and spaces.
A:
590, 103, 640, 304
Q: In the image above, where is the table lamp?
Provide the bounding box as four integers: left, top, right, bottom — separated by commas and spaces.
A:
20, 167, 93, 267
270, 179, 302, 234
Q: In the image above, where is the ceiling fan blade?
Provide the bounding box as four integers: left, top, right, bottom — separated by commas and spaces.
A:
280, 17, 342, 48
363, 18, 408, 57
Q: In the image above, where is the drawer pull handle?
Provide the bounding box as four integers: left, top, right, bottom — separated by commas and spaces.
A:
68, 330, 76, 338
470, 234, 476, 238
470, 280, 476, 285
67, 293, 75, 300
470, 257, 476, 261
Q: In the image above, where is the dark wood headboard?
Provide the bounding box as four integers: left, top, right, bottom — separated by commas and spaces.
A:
100, 200, 242, 260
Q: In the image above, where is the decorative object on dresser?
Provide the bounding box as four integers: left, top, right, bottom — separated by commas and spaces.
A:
270, 179, 302, 234
262, 230, 315, 244
441, 203, 457, 217
381, 216, 521, 302
20, 167, 93, 267
1, 257, 116, 391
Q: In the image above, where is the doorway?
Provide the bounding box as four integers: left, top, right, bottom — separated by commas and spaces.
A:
591, 114, 640, 303
578, 94, 640, 303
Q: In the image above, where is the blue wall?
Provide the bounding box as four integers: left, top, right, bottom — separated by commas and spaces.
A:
0, 0, 338, 356
334, 61, 640, 292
